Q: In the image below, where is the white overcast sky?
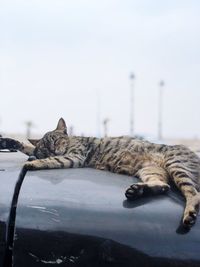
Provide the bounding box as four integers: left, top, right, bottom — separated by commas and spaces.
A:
0, 0, 200, 138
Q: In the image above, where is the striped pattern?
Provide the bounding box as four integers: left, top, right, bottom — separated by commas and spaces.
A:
1, 118, 200, 228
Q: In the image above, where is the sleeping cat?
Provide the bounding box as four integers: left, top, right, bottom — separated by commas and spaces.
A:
1, 118, 200, 228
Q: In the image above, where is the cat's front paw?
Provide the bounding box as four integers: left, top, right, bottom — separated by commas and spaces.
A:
24, 161, 36, 170
24, 159, 45, 170
125, 183, 145, 200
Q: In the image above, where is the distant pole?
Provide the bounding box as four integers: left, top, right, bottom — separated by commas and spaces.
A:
25, 121, 34, 139
130, 72, 135, 136
69, 126, 74, 136
158, 80, 165, 140
96, 90, 101, 137
103, 118, 110, 137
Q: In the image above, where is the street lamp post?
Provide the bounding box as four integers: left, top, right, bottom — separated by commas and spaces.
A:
25, 121, 34, 139
130, 72, 135, 136
96, 89, 101, 138
103, 118, 110, 137
158, 80, 165, 140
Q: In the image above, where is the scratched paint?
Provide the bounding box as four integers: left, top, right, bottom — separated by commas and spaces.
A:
29, 253, 67, 264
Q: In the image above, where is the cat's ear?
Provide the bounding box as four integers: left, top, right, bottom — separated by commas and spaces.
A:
28, 139, 40, 146
56, 118, 68, 134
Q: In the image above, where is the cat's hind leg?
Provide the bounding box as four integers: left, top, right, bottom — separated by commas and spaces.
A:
125, 165, 170, 200
167, 165, 200, 227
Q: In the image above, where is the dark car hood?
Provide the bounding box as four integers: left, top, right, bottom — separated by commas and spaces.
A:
1, 152, 200, 267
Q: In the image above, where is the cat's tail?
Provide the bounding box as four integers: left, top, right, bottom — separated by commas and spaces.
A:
0, 137, 35, 156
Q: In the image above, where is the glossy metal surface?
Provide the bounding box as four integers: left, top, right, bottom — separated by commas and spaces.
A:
13, 167, 200, 266
0, 152, 26, 267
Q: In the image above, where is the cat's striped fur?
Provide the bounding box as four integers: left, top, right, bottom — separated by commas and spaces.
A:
1, 118, 200, 228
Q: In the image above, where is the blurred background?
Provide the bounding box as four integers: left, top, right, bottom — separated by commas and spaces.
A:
0, 0, 200, 150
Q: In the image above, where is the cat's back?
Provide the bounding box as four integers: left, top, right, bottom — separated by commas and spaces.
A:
163, 143, 200, 164
99, 136, 152, 153
98, 136, 196, 158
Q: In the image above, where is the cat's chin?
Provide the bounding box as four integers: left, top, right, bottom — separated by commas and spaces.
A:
28, 156, 37, 161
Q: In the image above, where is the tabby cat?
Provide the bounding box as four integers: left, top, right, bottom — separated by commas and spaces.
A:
1, 118, 200, 228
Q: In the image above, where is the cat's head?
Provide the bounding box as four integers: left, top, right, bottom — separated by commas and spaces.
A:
29, 118, 69, 159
